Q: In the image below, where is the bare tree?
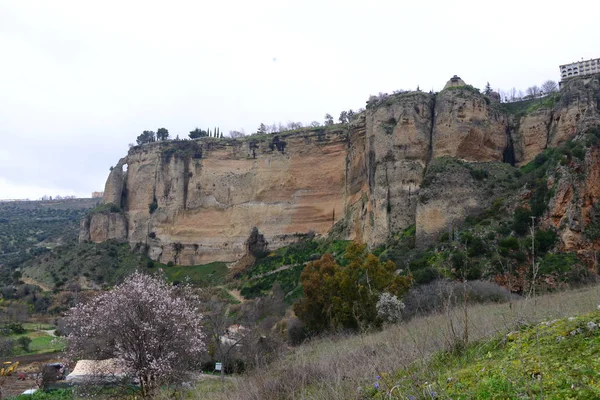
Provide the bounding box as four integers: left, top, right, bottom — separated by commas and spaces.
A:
309, 121, 321, 128
229, 130, 245, 138
339, 111, 348, 124
64, 273, 205, 397
526, 85, 541, 99
510, 87, 517, 102
203, 300, 246, 377
541, 80, 558, 94
324, 113, 334, 125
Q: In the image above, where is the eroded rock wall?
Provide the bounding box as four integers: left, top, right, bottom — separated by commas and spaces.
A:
84, 76, 600, 263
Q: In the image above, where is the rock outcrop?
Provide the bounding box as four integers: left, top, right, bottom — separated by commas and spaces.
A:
83, 75, 600, 264
514, 75, 600, 165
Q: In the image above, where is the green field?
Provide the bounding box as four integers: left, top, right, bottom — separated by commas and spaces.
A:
4, 328, 64, 356
159, 262, 229, 287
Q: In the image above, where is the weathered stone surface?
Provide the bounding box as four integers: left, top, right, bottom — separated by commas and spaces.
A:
79, 212, 128, 243
415, 159, 494, 244
433, 88, 508, 162
549, 76, 600, 148
84, 75, 600, 263
88, 130, 349, 265
513, 109, 552, 166
514, 76, 600, 166
362, 91, 433, 246
103, 158, 126, 207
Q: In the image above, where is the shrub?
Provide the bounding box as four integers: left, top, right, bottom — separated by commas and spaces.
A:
467, 237, 488, 257
17, 336, 32, 352
0, 338, 14, 357
470, 168, 489, 181
376, 292, 405, 323
451, 251, 466, 269
585, 201, 600, 241
286, 317, 306, 346
499, 236, 519, 251
413, 267, 440, 284
513, 207, 533, 235
402, 280, 516, 319
293, 243, 411, 332
535, 229, 557, 254
8, 323, 25, 334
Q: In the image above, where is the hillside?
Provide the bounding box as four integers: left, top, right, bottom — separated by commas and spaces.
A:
192, 284, 600, 399
0, 198, 98, 284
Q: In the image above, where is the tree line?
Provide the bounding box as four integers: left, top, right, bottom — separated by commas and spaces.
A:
134, 109, 363, 146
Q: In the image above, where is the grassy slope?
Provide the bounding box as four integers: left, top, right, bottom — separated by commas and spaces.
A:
193, 285, 600, 400
0, 199, 97, 284
20, 240, 230, 290
238, 239, 350, 302
371, 311, 600, 399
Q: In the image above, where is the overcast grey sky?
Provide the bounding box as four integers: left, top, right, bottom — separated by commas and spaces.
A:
0, 0, 598, 199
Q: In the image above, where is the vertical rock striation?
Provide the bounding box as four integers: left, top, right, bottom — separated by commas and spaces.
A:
83, 75, 600, 263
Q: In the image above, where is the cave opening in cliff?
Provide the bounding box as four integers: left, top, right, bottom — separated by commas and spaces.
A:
502, 127, 516, 166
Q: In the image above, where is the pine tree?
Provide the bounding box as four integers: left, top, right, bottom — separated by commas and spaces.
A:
484, 82, 492, 95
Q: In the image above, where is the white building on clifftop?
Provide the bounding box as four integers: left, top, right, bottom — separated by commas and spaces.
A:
560, 58, 600, 80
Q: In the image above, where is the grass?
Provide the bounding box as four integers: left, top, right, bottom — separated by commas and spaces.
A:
21, 323, 55, 331
237, 239, 350, 301
6, 330, 65, 355
8, 389, 72, 400
372, 310, 600, 399
191, 284, 600, 399
159, 262, 229, 287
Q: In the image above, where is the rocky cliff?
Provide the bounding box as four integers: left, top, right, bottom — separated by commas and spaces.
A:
82, 75, 600, 264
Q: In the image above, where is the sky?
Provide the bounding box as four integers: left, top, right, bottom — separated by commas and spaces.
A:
0, 0, 598, 200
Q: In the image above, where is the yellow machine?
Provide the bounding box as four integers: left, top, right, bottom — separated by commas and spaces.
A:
0, 361, 19, 376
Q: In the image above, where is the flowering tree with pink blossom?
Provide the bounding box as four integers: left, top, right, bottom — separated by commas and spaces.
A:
64, 272, 205, 397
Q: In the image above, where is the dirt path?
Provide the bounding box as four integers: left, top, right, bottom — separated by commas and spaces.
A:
249, 264, 295, 280
20, 277, 52, 291
217, 287, 245, 303
227, 289, 245, 303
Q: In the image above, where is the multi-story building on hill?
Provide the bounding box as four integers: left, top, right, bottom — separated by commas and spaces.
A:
560, 58, 600, 80
92, 191, 104, 198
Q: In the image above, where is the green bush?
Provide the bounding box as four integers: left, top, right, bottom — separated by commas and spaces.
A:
535, 229, 557, 254
412, 267, 440, 285
585, 201, 600, 241
148, 198, 158, 214
17, 336, 32, 352
8, 323, 26, 334
470, 168, 489, 181
90, 202, 121, 214
499, 236, 519, 251
467, 237, 488, 257
513, 207, 533, 235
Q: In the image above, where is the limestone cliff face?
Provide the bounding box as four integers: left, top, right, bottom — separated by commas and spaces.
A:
433, 88, 509, 161
363, 92, 433, 246
514, 76, 600, 165
542, 144, 600, 265
79, 212, 128, 243
85, 130, 348, 265
84, 76, 600, 263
